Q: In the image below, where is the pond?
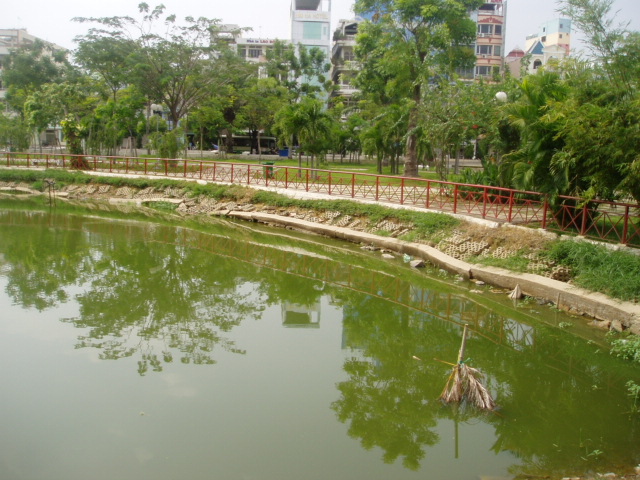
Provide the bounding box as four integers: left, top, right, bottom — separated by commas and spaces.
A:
0, 198, 639, 480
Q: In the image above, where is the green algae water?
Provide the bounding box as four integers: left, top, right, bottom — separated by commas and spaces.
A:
0, 199, 639, 480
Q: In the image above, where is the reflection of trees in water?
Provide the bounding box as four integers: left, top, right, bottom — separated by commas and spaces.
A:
331, 287, 640, 475
0, 211, 267, 374
330, 292, 463, 469
1, 212, 89, 310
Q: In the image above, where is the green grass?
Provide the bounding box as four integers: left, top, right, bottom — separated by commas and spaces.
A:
542, 240, 640, 302
470, 250, 533, 273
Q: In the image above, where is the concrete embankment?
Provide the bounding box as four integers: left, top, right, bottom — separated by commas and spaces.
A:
229, 210, 640, 335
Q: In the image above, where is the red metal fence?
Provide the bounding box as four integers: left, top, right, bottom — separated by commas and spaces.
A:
4, 152, 640, 247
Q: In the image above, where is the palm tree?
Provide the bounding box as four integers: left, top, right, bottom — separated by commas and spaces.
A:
274, 97, 333, 172
500, 71, 570, 200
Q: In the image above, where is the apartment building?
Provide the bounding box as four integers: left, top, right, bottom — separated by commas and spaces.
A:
330, 18, 360, 104
471, 0, 507, 79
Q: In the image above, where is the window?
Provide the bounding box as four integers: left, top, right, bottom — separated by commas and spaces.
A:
476, 45, 492, 55
478, 24, 492, 34
303, 22, 322, 40
494, 25, 502, 35
343, 51, 356, 61
248, 48, 262, 58
541, 36, 547, 43
493, 46, 501, 56
533, 59, 543, 69
475, 66, 492, 76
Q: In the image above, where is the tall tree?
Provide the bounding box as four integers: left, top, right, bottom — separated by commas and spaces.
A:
239, 77, 289, 155
559, 0, 635, 89
264, 40, 331, 100
74, 3, 243, 127
354, 0, 482, 177
74, 36, 137, 102
274, 96, 334, 169
2, 39, 72, 115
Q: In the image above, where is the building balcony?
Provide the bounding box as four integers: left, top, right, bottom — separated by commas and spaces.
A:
332, 59, 361, 71
332, 84, 359, 97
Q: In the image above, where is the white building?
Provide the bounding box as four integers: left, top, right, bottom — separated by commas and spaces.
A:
522, 18, 572, 74
236, 37, 283, 63
291, 0, 332, 87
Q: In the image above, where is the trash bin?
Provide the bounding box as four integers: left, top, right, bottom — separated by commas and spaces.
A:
263, 162, 275, 179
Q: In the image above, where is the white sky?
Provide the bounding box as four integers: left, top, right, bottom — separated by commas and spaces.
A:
3, 0, 639, 55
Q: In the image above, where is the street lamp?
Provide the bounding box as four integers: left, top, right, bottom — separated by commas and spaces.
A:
495, 91, 508, 102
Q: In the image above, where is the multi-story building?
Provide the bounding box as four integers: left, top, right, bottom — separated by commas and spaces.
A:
330, 2, 509, 90
235, 37, 282, 64
504, 18, 572, 78
330, 18, 360, 104
290, 0, 332, 88
523, 18, 571, 74
471, 0, 507, 79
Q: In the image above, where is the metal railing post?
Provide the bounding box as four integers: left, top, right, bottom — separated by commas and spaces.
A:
622, 205, 630, 245
453, 184, 458, 213
580, 204, 589, 236
482, 186, 488, 218
426, 180, 430, 208
507, 190, 514, 223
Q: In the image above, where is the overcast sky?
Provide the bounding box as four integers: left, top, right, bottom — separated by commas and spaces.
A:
3, 0, 639, 55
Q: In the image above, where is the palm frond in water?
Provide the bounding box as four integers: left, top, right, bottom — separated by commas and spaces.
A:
439, 325, 496, 411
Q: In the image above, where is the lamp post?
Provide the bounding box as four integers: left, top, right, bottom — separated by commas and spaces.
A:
495, 91, 508, 102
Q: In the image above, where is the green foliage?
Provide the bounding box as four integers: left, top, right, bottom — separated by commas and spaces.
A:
354, 0, 483, 176
543, 240, 640, 301
627, 380, 640, 413
149, 129, 184, 159
609, 335, 640, 364
492, 1, 640, 202
0, 114, 31, 151
2, 39, 72, 114
273, 96, 335, 168
264, 41, 331, 99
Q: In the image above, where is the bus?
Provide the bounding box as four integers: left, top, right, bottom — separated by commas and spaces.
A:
218, 134, 278, 154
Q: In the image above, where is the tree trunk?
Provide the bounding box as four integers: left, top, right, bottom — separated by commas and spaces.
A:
404, 87, 421, 177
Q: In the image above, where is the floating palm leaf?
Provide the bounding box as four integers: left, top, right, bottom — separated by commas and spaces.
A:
439, 324, 496, 411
